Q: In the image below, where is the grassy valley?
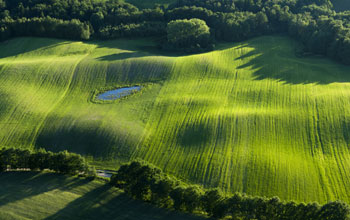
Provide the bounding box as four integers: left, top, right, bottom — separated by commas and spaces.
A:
1, 35, 350, 205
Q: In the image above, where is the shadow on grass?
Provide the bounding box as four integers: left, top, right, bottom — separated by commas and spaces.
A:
0, 37, 72, 59
35, 117, 134, 160
96, 52, 150, 61
44, 184, 206, 220
0, 171, 92, 207
90, 38, 221, 62
88, 38, 178, 61
94, 35, 350, 84
234, 36, 350, 85
0, 171, 205, 220
178, 122, 212, 148
0, 91, 12, 120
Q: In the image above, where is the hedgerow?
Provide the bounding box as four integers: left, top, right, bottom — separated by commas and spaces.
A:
111, 160, 350, 220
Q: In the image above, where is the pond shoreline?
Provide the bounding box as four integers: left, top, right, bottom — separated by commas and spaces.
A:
96, 86, 141, 101
96, 169, 116, 178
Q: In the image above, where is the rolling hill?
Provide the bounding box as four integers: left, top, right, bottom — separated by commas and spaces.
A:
1, 35, 350, 204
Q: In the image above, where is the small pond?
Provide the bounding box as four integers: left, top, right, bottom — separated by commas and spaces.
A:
96, 170, 115, 178
97, 86, 141, 101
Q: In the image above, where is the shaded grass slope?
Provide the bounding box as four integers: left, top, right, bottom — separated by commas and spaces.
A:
0, 172, 204, 220
136, 36, 350, 205
1, 35, 350, 205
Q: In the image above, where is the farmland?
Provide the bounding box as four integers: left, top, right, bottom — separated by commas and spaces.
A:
0, 171, 204, 220
1, 35, 350, 205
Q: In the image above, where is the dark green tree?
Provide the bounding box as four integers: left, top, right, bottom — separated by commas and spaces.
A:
0, 148, 7, 171
183, 186, 202, 213
49, 151, 86, 175
16, 148, 31, 169
170, 186, 187, 211
128, 164, 160, 200
90, 11, 104, 31
166, 18, 212, 51
318, 201, 350, 220
201, 188, 224, 216
212, 198, 229, 219
150, 176, 174, 206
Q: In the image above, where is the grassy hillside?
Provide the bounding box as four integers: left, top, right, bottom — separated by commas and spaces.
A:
332, 0, 350, 11
0, 172, 204, 220
1, 35, 350, 205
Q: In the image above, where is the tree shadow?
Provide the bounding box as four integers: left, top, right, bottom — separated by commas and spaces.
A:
0, 171, 206, 220
90, 38, 221, 62
44, 184, 207, 220
0, 37, 72, 59
177, 122, 212, 148
96, 52, 150, 61
35, 116, 134, 160
0, 91, 12, 120
234, 36, 350, 85
0, 171, 92, 207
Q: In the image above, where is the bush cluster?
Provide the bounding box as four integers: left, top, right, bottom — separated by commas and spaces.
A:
163, 18, 214, 53
0, 147, 91, 175
110, 161, 350, 220
98, 21, 166, 39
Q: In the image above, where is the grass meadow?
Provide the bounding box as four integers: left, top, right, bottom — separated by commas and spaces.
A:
0, 172, 204, 220
1, 35, 350, 205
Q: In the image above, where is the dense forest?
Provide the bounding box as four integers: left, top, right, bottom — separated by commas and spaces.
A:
1, 0, 350, 61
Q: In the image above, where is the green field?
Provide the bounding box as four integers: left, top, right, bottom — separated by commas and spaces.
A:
1, 35, 350, 205
0, 172, 203, 220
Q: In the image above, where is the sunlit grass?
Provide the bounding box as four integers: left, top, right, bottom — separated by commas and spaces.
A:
0, 172, 201, 220
1, 35, 350, 205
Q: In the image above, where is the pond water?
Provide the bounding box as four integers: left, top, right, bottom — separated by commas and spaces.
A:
97, 86, 141, 101
96, 170, 115, 178
97, 171, 113, 178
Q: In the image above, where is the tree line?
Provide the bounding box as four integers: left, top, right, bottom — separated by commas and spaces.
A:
0, 147, 95, 176
1, 0, 350, 64
110, 160, 350, 220
0, 16, 90, 41
1, 147, 349, 219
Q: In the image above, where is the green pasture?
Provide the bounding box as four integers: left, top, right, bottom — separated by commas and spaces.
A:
0, 172, 203, 220
1, 35, 350, 204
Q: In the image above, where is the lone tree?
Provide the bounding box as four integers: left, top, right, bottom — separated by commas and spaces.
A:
166, 18, 213, 52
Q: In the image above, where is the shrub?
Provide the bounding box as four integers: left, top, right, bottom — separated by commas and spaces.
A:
165, 18, 213, 52
0, 147, 91, 176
